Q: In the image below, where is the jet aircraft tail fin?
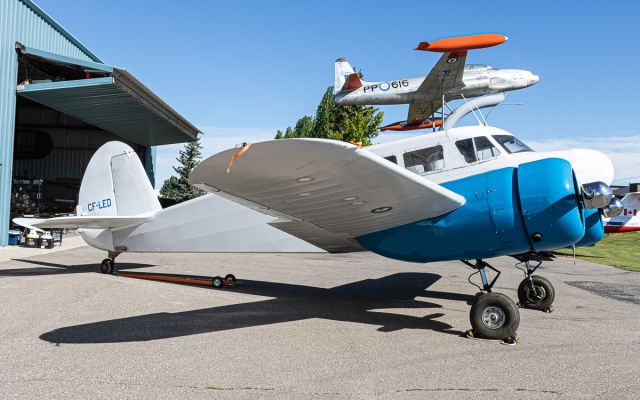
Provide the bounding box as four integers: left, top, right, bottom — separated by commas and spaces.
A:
334, 58, 362, 93
621, 192, 640, 208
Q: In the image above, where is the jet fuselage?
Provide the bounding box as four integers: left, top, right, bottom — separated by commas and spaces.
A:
334, 65, 539, 106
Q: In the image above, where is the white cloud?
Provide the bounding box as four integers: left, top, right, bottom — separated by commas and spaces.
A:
527, 135, 640, 185
154, 126, 277, 188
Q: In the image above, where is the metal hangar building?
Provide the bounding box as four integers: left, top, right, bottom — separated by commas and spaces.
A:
0, 0, 200, 246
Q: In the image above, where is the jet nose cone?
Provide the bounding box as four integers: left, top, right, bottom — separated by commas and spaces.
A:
570, 149, 614, 185
528, 73, 539, 86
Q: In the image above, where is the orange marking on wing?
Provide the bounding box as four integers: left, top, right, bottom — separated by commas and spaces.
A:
227, 143, 252, 174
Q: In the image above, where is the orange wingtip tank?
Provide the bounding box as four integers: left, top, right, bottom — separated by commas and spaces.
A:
380, 119, 443, 132
415, 34, 508, 52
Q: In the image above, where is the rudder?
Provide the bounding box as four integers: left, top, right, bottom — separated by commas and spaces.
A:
79, 142, 161, 217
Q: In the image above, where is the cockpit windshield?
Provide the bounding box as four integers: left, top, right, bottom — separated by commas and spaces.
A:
492, 135, 533, 154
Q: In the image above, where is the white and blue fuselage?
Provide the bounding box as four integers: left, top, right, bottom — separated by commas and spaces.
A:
355, 126, 614, 262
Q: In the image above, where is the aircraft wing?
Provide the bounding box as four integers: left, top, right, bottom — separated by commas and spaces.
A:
189, 139, 465, 252
407, 100, 443, 125
416, 50, 467, 97
14, 216, 152, 230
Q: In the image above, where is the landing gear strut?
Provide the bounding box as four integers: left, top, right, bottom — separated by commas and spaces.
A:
513, 255, 555, 312
462, 259, 520, 343
99, 251, 120, 275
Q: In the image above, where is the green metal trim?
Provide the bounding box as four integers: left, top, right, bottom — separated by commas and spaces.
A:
16, 43, 112, 73
17, 77, 113, 91
19, 0, 102, 63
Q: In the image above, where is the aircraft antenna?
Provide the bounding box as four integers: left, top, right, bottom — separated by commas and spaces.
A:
460, 93, 485, 126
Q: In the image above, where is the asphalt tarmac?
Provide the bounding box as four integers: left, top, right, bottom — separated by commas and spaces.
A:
1, 245, 639, 399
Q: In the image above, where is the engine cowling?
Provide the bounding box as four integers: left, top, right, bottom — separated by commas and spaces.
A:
356, 157, 600, 263
515, 158, 585, 251
575, 208, 605, 247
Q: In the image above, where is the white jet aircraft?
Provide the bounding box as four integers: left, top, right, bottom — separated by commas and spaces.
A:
333, 34, 539, 131
604, 192, 640, 233
19, 121, 621, 341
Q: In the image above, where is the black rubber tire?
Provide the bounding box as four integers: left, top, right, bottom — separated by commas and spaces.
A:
212, 276, 224, 288
224, 274, 236, 283
100, 259, 113, 274
517, 275, 555, 310
469, 292, 520, 340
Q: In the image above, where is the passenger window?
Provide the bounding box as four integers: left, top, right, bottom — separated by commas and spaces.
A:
474, 136, 500, 161
403, 146, 444, 174
455, 139, 476, 163
384, 155, 397, 164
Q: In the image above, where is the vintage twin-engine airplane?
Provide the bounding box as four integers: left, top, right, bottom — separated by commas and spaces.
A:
334, 34, 539, 131
604, 192, 640, 233
19, 125, 619, 341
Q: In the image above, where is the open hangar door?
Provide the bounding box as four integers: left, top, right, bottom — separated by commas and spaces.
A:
9, 44, 199, 225
11, 97, 148, 218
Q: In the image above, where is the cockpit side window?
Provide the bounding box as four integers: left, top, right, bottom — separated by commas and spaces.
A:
455, 139, 476, 163
474, 136, 500, 161
492, 135, 533, 154
384, 155, 397, 164
403, 145, 444, 174
456, 136, 500, 164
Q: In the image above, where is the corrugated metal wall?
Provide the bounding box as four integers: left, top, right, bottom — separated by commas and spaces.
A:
0, 0, 100, 245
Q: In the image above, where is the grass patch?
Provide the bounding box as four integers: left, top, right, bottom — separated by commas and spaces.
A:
555, 233, 640, 272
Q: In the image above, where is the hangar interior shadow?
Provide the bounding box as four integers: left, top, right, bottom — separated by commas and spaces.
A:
39, 271, 476, 344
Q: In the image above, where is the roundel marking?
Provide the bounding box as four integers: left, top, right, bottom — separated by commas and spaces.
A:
380, 82, 390, 91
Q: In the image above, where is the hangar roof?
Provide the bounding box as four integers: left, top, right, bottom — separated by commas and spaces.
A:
16, 44, 200, 146
20, 0, 102, 62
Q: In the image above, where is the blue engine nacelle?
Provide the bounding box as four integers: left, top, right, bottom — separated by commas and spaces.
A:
356, 158, 593, 263
575, 208, 604, 247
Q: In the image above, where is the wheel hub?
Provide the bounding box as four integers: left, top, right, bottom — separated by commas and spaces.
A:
526, 284, 547, 302
481, 306, 506, 329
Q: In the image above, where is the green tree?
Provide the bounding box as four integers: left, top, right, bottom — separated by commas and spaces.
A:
275, 85, 383, 146
159, 135, 206, 204
314, 87, 336, 138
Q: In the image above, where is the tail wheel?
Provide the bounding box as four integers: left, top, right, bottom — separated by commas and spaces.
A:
211, 276, 224, 288
470, 292, 520, 340
224, 274, 236, 283
517, 275, 555, 310
100, 258, 114, 275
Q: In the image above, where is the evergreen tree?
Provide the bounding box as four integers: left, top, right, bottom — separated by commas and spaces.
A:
293, 115, 315, 137
159, 135, 206, 204
275, 84, 383, 146
314, 87, 336, 138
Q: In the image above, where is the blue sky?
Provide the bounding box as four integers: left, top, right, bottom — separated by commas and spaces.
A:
35, 0, 640, 186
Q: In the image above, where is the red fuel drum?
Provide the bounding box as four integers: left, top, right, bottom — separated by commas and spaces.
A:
416, 34, 508, 52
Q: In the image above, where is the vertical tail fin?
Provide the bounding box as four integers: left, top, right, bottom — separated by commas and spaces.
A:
79, 142, 161, 217
334, 58, 362, 93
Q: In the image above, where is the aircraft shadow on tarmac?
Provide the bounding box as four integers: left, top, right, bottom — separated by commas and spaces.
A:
0, 259, 153, 277
39, 272, 476, 344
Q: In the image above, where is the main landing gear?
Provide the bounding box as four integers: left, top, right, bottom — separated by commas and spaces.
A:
513, 253, 556, 313
462, 259, 520, 343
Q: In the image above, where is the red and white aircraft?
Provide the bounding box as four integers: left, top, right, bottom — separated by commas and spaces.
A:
604, 193, 640, 233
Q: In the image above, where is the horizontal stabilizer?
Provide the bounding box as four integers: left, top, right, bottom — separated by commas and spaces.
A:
14, 215, 152, 230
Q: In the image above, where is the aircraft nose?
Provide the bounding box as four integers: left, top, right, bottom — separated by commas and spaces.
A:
528, 73, 539, 86
570, 149, 614, 186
